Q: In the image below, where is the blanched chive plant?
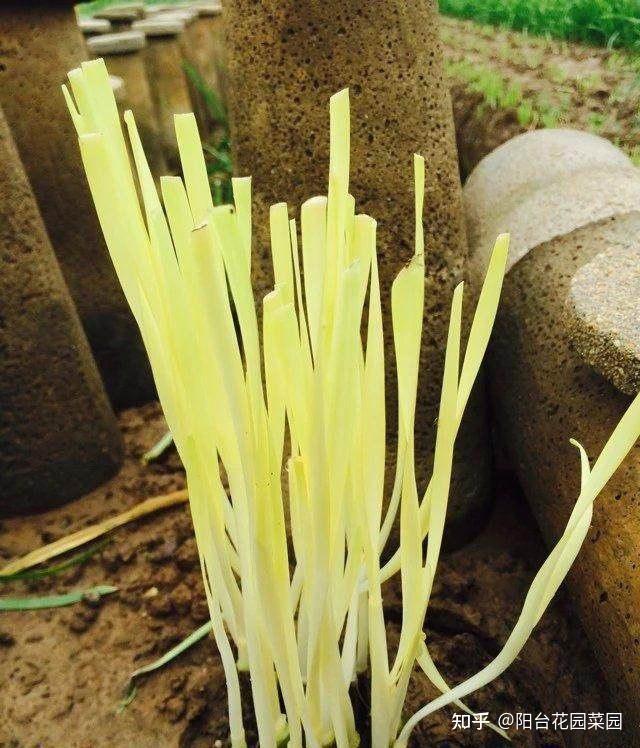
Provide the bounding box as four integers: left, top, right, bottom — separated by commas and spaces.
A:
64, 59, 640, 748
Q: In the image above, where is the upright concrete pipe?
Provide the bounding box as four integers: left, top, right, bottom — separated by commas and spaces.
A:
188, 1, 227, 116
86, 31, 168, 177
177, 1, 228, 134
0, 105, 122, 516
155, 8, 209, 133
132, 17, 194, 172
0, 2, 155, 408
223, 0, 490, 544
464, 129, 640, 739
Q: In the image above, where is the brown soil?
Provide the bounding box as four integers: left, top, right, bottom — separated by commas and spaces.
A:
441, 17, 640, 178
0, 404, 618, 747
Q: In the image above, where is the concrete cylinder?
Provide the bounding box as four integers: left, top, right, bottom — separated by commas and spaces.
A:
156, 8, 209, 134
0, 105, 123, 516
185, 2, 227, 132
0, 2, 155, 408
86, 31, 168, 177
224, 0, 487, 543
464, 129, 640, 739
132, 17, 194, 172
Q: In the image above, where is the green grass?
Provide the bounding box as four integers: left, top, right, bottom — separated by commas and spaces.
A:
445, 58, 569, 126
439, 0, 640, 50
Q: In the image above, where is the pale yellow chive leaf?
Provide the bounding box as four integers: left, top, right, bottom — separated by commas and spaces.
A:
300, 195, 327, 358
270, 203, 295, 305
61, 83, 86, 136
67, 67, 95, 132
457, 232, 509, 417
391, 258, 425, 435
161, 176, 195, 266
413, 154, 425, 259
232, 176, 252, 274
588, 388, 640, 500
329, 88, 350, 196
174, 113, 213, 224
570, 438, 591, 488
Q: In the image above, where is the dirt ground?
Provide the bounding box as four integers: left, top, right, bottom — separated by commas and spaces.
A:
441, 16, 640, 177
0, 403, 620, 747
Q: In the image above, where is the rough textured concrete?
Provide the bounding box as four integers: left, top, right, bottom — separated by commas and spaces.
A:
465, 133, 640, 738
158, 9, 209, 133
464, 129, 640, 279
0, 2, 155, 408
566, 245, 640, 396
0, 105, 123, 516
224, 0, 488, 543
188, 2, 227, 122
164, 5, 226, 134
134, 19, 193, 172
86, 31, 168, 177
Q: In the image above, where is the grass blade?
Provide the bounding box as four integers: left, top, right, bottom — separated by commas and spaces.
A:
142, 431, 174, 463
120, 621, 214, 709
0, 540, 109, 582
0, 585, 117, 611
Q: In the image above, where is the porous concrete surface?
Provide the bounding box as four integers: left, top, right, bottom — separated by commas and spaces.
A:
192, 4, 228, 109
468, 203, 640, 739
464, 129, 640, 281
566, 244, 640, 395
175, 10, 227, 133
0, 2, 155, 408
0, 105, 122, 516
224, 0, 490, 541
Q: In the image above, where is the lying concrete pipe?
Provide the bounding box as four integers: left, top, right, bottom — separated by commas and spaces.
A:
0, 104, 123, 516
0, 2, 155, 408
464, 129, 640, 739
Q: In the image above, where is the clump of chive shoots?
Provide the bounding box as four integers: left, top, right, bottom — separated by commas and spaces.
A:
64, 59, 640, 748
